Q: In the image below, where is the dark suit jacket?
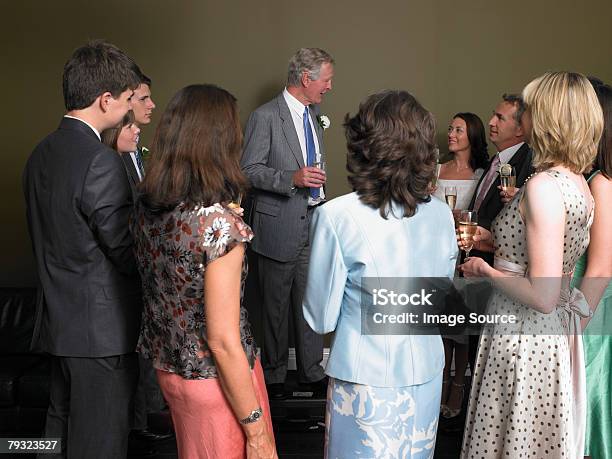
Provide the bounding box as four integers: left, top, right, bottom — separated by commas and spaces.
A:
23, 117, 142, 357
240, 93, 324, 262
120, 151, 141, 200
467, 142, 534, 265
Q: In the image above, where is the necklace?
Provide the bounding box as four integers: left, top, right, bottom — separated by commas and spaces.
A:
450, 159, 471, 172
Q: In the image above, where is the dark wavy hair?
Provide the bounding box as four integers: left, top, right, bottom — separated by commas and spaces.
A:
452, 112, 489, 170
345, 90, 437, 219
591, 82, 612, 179
139, 84, 248, 211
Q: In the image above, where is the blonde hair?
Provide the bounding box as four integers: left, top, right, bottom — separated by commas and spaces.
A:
522, 71, 603, 173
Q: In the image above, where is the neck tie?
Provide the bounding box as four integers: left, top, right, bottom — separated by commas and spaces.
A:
473, 154, 500, 212
134, 149, 145, 181
303, 106, 319, 199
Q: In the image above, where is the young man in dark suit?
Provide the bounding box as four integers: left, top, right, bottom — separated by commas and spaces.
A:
119, 68, 172, 445
23, 40, 141, 458
120, 67, 155, 197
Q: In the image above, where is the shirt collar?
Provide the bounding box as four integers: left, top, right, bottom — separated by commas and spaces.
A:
63, 115, 101, 141
283, 88, 308, 118
497, 142, 524, 164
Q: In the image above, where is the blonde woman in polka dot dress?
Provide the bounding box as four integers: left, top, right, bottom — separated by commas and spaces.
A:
459, 72, 603, 458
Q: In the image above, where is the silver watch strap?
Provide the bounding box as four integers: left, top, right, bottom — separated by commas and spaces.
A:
239, 407, 263, 425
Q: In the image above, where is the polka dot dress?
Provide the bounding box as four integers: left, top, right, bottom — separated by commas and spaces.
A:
461, 170, 593, 458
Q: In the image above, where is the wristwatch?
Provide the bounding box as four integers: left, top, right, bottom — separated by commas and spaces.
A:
239, 407, 263, 425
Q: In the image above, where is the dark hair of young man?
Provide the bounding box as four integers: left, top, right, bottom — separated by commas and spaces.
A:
132, 61, 152, 87
101, 110, 136, 151
140, 84, 247, 211
344, 89, 437, 219
63, 40, 140, 111
453, 112, 489, 171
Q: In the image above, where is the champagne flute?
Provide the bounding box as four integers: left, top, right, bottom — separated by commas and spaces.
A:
228, 193, 243, 210
500, 165, 516, 193
458, 210, 478, 257
445, 186, 457, 210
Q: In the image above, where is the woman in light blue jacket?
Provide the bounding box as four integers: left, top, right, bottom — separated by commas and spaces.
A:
303, 90, 457, 458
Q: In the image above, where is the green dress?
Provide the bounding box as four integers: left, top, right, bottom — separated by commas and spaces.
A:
572, 170, 612, 459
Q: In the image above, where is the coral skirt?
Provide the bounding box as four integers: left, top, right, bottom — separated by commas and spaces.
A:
157, 359, 273, 459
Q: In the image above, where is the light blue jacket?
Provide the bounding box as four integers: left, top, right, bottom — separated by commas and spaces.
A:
303, 192, 458, 387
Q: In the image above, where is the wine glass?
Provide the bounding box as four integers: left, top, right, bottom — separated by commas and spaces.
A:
500, 165, 516, 193
458, 210, 478, 257
313, 159, 326, 171
445, 186, 457, 210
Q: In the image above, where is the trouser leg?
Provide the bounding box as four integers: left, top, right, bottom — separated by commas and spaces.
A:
258, 254, 296, 384
38, 357, 70, 459
65, 354, 138, 459
291, 242, 324, 383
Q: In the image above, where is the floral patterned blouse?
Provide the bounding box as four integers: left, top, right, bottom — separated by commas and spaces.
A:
131, 201, 256, 379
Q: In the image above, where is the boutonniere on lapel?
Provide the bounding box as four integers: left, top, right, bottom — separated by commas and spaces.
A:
316, 114, 331, 131
140, 146, 150, 161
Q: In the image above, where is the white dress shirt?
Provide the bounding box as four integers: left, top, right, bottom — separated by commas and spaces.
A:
63, 115, 101, 141
283, 88, 325, 204
129, 151, 143, 181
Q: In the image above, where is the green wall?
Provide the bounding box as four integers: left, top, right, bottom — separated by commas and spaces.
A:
2, 0, 611, 286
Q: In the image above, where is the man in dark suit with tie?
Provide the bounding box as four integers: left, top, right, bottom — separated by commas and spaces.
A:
464, 94, 534, 373
23, 41, 141, 458
467, 94, 534, 264
241, 48, 334, 398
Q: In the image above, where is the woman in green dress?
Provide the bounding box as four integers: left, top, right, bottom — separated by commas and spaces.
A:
575, 79, 612, 459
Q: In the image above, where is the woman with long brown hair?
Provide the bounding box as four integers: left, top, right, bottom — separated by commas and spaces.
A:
131, 84, 276, 459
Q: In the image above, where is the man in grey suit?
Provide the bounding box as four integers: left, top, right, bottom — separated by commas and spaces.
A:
241, 48, 334, 398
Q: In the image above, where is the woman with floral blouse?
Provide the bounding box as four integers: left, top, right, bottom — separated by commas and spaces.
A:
131, 84, 276, 459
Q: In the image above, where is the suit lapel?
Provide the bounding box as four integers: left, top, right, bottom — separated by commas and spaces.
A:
277, 95, 306, 168
508, 143, 529, 171
121, 153, 140, 184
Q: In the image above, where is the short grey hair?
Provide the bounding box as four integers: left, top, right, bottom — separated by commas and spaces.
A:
287, 48, 334, 87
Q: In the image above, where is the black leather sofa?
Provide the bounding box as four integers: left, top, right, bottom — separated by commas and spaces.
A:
0, 288, 49, 435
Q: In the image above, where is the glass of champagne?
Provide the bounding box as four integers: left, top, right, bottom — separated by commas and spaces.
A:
458, 210, 478, 257
445, 186, 457, 210
228, 193, 243, 210
500, 164, 516, 193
